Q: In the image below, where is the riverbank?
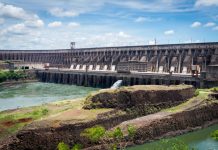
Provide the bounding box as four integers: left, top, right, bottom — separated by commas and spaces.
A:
0, 79, 38, 87
0, 69, 37, 87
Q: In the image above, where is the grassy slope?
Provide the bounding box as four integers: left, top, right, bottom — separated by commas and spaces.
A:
0, 98, 112, 139
0, 99, 81, 139
164, 87, 218, 113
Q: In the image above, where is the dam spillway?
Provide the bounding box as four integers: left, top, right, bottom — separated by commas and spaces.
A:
1, 42, 218, 88
35, 69, 200, 88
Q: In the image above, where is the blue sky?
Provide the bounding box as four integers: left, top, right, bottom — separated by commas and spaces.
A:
0, 0, 218, 50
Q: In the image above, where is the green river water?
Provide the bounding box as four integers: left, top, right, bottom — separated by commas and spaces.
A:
0, 82, 99, 111
128, 124, 218, 150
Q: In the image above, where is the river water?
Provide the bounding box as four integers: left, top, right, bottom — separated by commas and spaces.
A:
0, 82, 99, 111
128, 124, 218, 150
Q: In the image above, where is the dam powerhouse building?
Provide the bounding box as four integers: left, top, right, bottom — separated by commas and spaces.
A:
0, 42, 218, 88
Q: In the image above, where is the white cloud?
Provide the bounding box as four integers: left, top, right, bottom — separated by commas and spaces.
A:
25, 19, 44, 28
164, 30, 175, 35
148, 40, 156, 45
195, 0, 218, 7
0, 23, 28, 35
50, 8, 78, 17
213, 26, 218, 30
48, 21, 62, 27
204, 22, 216, 27
118, 31, 130, 38
0, 2, 44, 28
191, 21, 202, 28
134, 16, 162, 23
68, 22, 80, 28
0, 2, 31, 20
0, 18, 4, 24
83, 31, 142, 47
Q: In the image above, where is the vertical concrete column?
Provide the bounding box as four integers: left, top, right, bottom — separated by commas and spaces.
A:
178, 54, 181, 73
155, 52, 159, 72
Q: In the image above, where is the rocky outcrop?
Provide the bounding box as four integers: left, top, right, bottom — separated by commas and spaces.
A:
133, 102, 218, 144
3, 99, 215, 150
83, 85, 194, 109
83, 101, 218, 150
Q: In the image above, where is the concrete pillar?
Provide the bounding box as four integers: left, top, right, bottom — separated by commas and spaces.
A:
178, 54, 181, 73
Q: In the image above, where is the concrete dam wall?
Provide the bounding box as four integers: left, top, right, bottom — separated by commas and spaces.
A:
0, 42, 217, 73
1, 42, 218, 87
35, 70, 200, 88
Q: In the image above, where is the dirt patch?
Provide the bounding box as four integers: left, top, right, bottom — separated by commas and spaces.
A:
1, 121, 15, 127
0, 128, 2, 132
17, 118, 33, 123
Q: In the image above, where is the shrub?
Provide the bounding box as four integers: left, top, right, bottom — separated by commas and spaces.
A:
127, 125, 136, 139
194, 89, 200, 97
30, 108, 49, 118
0, 70, 26, 83
112, 127, 123, 140
41, 108, 49, 116
212, 88, 217, 92
57, 142, 70, 150
211, 130, 218, 140
72, 143, 83, 150
81, 125, 106, 142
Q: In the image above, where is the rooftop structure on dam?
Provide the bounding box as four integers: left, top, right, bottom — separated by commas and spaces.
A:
0, 42, 218, 88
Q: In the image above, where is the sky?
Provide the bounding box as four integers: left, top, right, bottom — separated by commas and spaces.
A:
0, 0, 218, 50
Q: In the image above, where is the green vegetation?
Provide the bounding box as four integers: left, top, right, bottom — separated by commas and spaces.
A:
81, 125, 106, 143
57, 142, 70, 150
211, 130, 218, 140
0, 107, 49, 139
72, 144, 83, 150
112, 127, 123, 139
165, 88, 211, 113
57, 142, 82, 150
127, 125, 136, 139
0, 70, 27, 83
0, 97, 111, 140
79, 124, 136, 149
41, 108, 49, 115
194, 89, 200, 97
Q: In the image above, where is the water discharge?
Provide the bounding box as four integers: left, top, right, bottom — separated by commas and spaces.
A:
110, 80, 123, 89
0, 82, 99, 111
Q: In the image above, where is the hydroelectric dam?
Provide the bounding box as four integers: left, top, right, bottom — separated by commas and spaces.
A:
0, 42, 218, 88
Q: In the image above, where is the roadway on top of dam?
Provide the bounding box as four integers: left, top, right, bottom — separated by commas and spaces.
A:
0, 42, 218, 53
